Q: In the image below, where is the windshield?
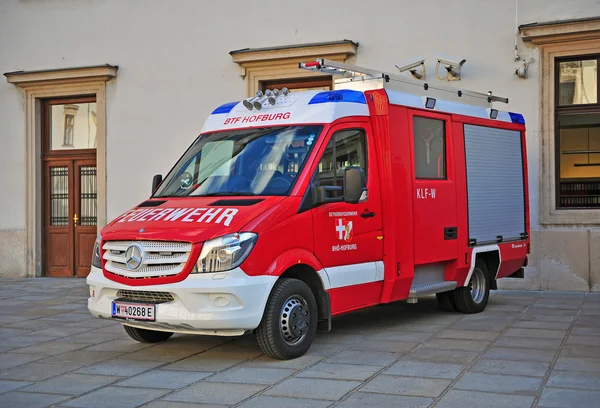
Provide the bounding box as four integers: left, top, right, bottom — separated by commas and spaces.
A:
154, 125, 323, 197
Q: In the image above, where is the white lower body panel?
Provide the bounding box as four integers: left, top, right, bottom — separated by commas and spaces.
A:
86, 266, 277, 335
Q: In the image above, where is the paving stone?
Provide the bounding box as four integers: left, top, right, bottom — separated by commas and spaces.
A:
117, 370, 212, 389
435, 329, 500, 341
511, 320, 572, 330
142, 402, 228, 408
312, 333, 366, 345
483, 347, 556, 363
62, 386, 169, 408
538, 388, 600, 408
555, 357, 600, 373
494, 335, 563, 350
471, 358, 550, 377
27, 326, 91, 338
162, 351, 247, 372
546, 370, 600, 390
55, 331, 128, 344
246, 354, 324, 370
206, 366, 295, 384
503, 328, 567, 339
0, 335, 60, 348
165, 382, 266, 405
0, 380, 32, 394
0, 353, 46, 370
384, 361, 465, 379
454, 372, 542, 394
21, 373, 121, 395
0, 362, 82, 381
75, 359, 164, 376
571, 327, 600, 336
565, 335, 600, 346
434, 389, 535, 408
403, 348, 480, 365
10, 341, 89, 356
238, 395, 332, 408
324, 350, 398, 367
369, 330, 434, 342
348, 340, 419, 354
298, 362, 380, 381
420, 338, 491, 352
306, 342, 348, 355
560, 344, 600, 358
384, 322, 447, 333
362, 374, 451, 397
265, 377, 360, 401
37, 350, 123, 365
0, 328, 31, 340
0, 391, 70, 408
336, 392, 432, 408
122, 346, 200, 362
519, 314, 575, 323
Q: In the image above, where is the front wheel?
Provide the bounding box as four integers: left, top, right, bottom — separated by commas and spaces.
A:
453, 259, 491, 313
123, 325, 173, 343
256, 278, 318, 360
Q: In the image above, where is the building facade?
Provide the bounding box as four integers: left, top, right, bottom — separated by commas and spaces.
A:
0, 0, 599, 291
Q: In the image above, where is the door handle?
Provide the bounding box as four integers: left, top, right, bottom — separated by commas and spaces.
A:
361, 211, 376, 218
73, 214, 79, 227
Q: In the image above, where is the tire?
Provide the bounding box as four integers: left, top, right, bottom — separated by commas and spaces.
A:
256, 278, 318, 360
123, 325, 174, 343
453, 259, 491, 314
436, 290, 458, 312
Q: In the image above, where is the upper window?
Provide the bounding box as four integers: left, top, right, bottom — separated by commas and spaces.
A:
413, 117, 446, 179
558, 59, 598, 106
314, 129, 367, 198
556, 55, 600, 209
46, 100, 97, 152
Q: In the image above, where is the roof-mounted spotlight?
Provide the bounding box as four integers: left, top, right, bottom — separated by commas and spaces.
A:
436, 57, 466, 81
396, 57, 426, 80
423, 96, 436, 109
243, 90, 263, 111
489, 108, 499, 119
253, 89, 272, 110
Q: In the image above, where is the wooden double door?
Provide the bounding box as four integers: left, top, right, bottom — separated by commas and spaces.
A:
42, 97, 98, 277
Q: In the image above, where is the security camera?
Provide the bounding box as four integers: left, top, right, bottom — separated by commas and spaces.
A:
436, 57, 466, 81
395, 58, 426, 80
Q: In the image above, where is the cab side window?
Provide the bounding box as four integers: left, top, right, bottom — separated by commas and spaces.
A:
315, 129, 367, 197
413, 117, 446, 179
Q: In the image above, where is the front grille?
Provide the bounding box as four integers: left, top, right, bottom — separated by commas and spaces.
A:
116, 289, 175, 304
103, 240, 192, 279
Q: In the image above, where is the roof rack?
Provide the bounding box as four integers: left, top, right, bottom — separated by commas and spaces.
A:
299, 58, 509, 108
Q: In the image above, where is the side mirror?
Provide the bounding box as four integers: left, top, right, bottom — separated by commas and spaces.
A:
343, 167, 366, 204
152, 174, 163, 194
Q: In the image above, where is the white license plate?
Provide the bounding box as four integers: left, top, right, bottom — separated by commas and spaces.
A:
111, 302, 155, 321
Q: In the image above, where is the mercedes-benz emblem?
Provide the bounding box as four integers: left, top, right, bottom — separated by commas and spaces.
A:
125, 244, 144, 270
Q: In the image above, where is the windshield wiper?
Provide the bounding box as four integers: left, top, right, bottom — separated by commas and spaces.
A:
199, 192, 258, 197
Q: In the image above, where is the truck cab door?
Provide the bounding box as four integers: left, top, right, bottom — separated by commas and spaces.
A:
308, 123, 384, 312
409, 111, 458, 265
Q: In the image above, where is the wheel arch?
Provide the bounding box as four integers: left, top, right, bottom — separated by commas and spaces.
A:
465, 245, 501, 287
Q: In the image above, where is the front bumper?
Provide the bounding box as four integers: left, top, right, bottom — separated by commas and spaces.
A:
86, 266, 277, 336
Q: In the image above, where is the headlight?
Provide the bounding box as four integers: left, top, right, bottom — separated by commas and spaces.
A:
192, 232, 257, 273
91, 235, 102, 269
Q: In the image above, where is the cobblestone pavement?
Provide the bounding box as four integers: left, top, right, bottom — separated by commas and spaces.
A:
0, 278, 599, 408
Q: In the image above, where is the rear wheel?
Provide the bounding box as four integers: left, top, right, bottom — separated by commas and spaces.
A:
256, 278, 318, 360
453, 259, 490, 313
123, 325, 173, 343
436, 290, 458, 312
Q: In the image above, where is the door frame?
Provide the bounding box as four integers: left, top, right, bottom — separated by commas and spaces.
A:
41, 97, 98, 277
5, 67, 115, 277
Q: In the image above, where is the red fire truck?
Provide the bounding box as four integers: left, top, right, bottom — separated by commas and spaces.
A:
87, 59, 530, 359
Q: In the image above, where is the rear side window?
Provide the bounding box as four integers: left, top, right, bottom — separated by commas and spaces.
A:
413, 117, 446, 179
315, 129, 367, 197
